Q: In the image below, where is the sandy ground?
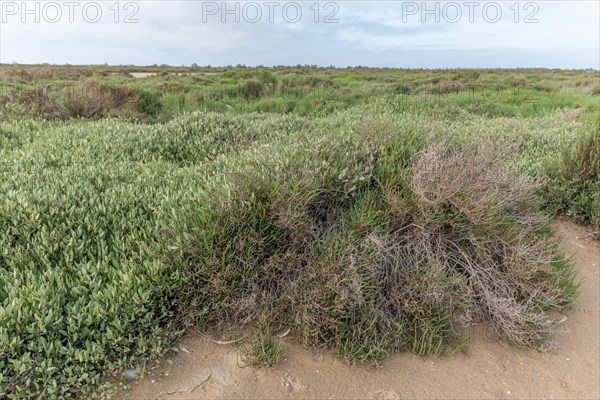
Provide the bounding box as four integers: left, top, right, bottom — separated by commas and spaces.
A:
130, 73, 158, 79
114, 219, 599, 400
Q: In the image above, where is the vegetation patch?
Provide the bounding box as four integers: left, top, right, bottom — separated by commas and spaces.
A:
0, 67, 596, 398
239, 329, 286, 367
538, 112, 600, 234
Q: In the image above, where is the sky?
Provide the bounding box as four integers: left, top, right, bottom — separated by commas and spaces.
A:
0, 0, 598, 68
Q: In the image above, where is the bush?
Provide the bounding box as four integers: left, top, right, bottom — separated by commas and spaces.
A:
17, 86, 70, 120
159, 121, 577, 366
256, 70, 277, 85
65, 79, 141, 118
542, 114, 600, 231
431, 81, 464, 95
7, 80, 163, 121
407, 141, 577, 346
394, 83, 414, 95
0, 111, 312, 398
136, 89, 163, 117
241, 79, 264, 99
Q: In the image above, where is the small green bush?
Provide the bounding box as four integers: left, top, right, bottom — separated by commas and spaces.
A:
394, 83, 414, 95
239, 330, 286, 367
541, 113, 600, 231
136, 89, 163, 117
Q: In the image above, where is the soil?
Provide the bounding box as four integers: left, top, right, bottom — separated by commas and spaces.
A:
114, 219, 599, 400
130, 73, 158, 79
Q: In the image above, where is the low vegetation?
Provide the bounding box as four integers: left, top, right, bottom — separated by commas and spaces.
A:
239, 329, 286, 367
543, 113, 600, 233
0, 66, 598, 398
1, 79, 162, 121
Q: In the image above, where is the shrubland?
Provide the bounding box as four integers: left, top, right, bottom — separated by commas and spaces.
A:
0, 67, 598, 398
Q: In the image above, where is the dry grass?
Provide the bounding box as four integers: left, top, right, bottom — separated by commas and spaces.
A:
408, 141, 577, 348
66, 79, 141, 118
5, 79, 158, 120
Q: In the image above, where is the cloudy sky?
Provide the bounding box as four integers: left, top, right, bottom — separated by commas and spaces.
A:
1, 1, 598, 68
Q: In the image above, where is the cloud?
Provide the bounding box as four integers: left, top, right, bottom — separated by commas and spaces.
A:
0, 1, 598, 68
335, 1, 599, 52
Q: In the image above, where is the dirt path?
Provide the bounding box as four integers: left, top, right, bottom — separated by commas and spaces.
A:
115, 219, 599, 400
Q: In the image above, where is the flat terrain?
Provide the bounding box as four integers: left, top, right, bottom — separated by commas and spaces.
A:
116, 220, 599, 400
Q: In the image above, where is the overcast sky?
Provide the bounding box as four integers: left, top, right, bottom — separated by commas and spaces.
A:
1, 1, 598, 68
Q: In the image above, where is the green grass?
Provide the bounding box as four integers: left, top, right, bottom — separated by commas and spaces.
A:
2, 66, 596, 121
239, 330, 286, 367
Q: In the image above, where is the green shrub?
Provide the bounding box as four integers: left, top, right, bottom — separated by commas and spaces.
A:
0, 111, 314, 398
539, 112, 600, 231
136, 89, 163, 117
394, 83, 414, 95
256, 70, 277, 85
431, 81, 464, 95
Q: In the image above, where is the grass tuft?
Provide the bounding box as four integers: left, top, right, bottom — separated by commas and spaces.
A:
239, 329, 286, 367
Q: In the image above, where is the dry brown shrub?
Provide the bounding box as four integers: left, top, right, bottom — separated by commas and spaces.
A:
66, 79, 141, 118
406, 139, 576, 348
18, 86, 70, 120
